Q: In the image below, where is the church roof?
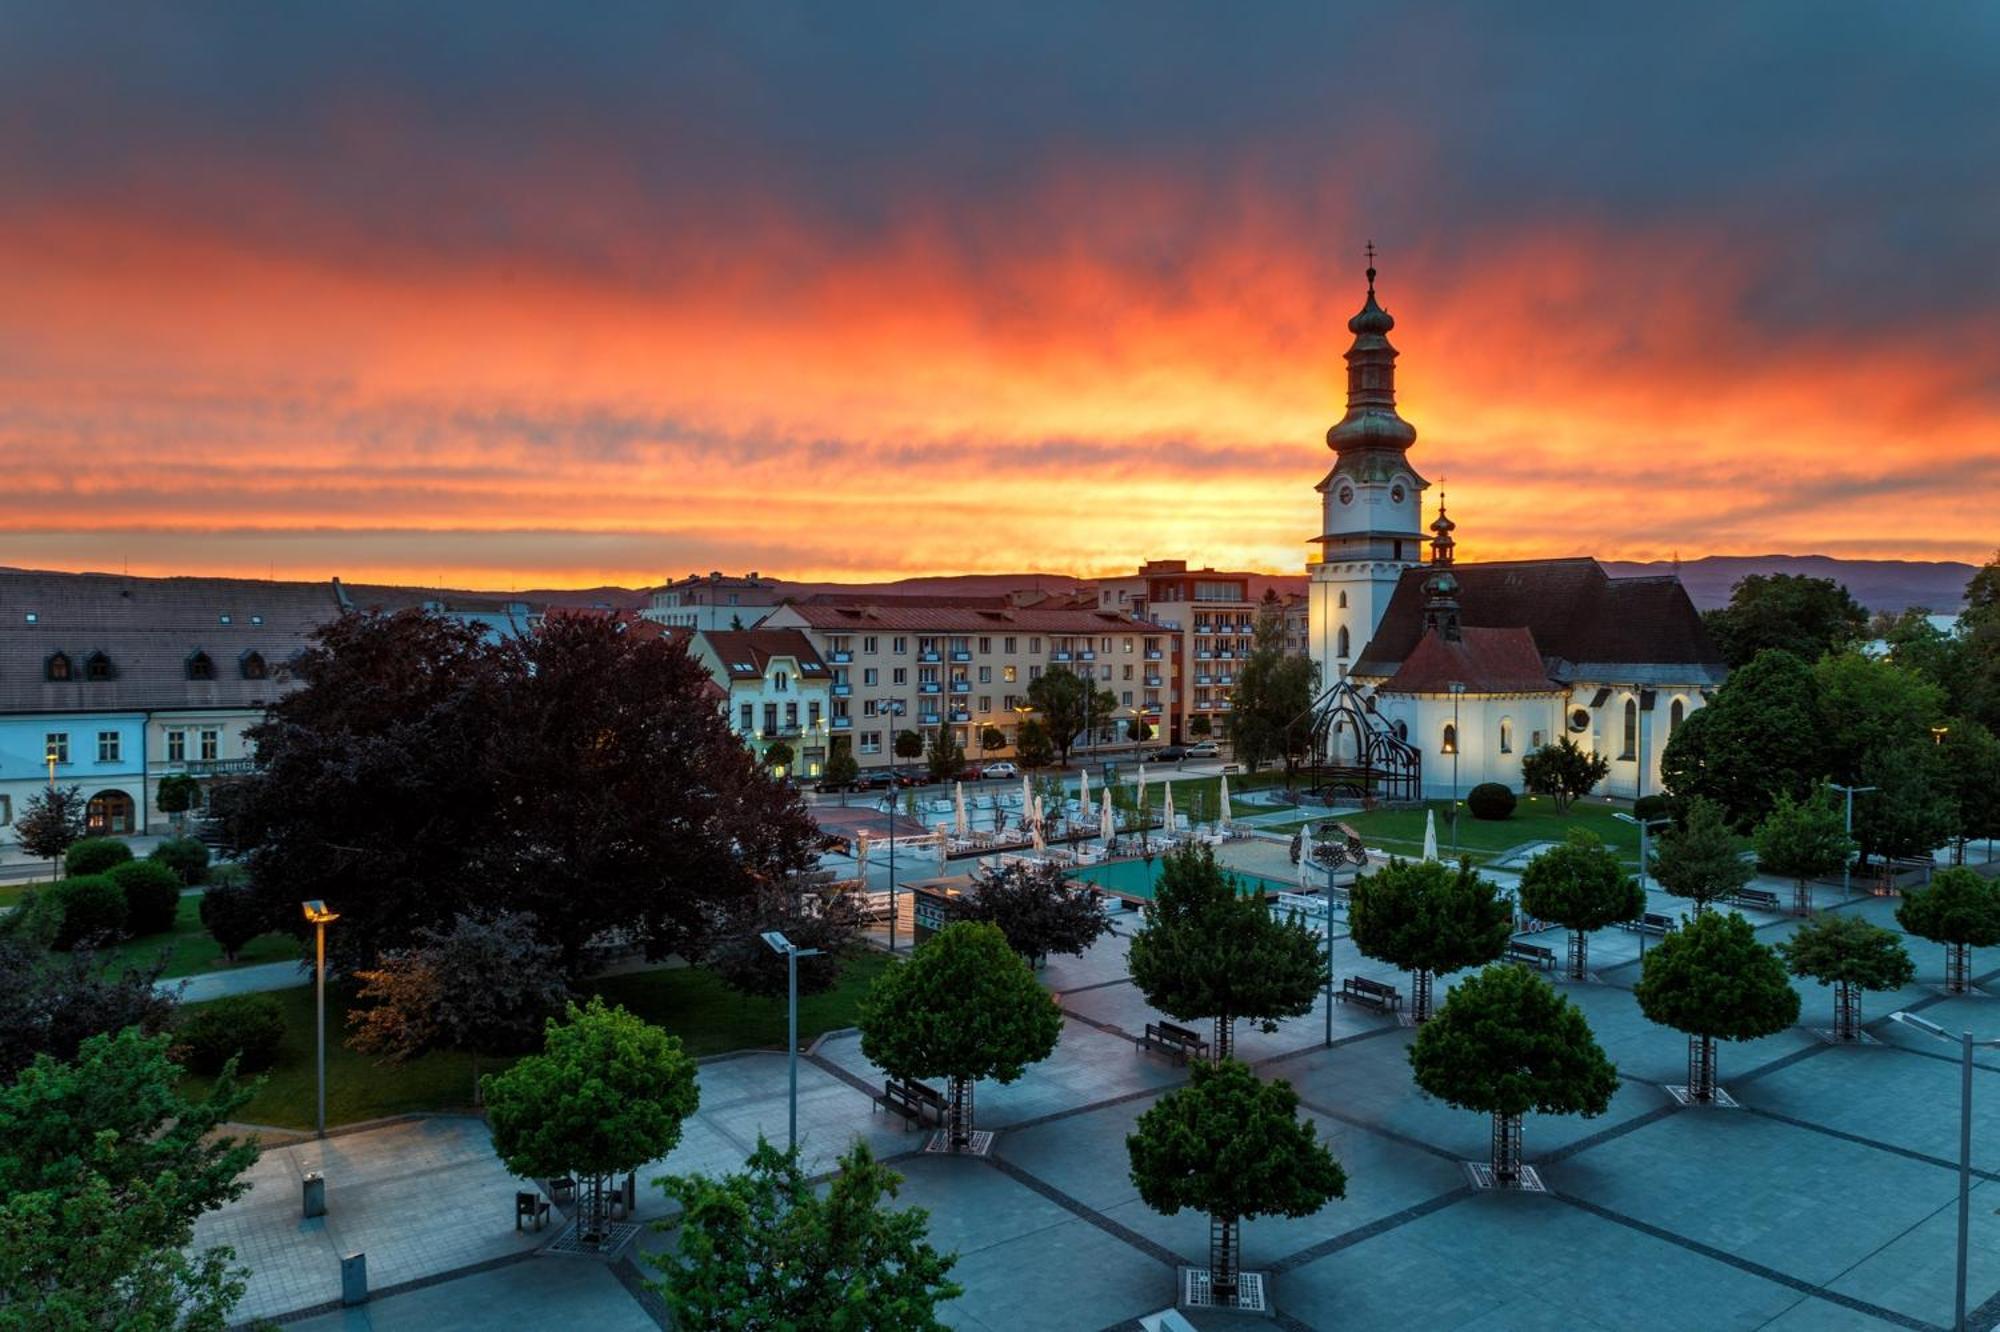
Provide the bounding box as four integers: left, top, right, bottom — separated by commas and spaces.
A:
1353, 559, 1726, 682
1378, 626, 1558, 696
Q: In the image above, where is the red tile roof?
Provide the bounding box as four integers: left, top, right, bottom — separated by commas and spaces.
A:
772, 602, 1168, 634
697, 628, 829, 680
1378, 627, 1558, 695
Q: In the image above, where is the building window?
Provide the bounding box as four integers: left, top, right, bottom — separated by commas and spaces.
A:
785, 702, 798, 728
97, 731, 120, 763
808, 701, 821, 725
168, 731, 186, 763
1004, 637, 1016, 653
774, 670, 789, 692
1499, 718, 1513, 754
200, 730, 219, 761
978, 637, 991, 653
860, 730, 882, 755
863, 636, 878, 654
45, 652, 72, 682
1531, 729, 1546, 749
1029, 665, 1042, 681
978, 666, 992, 683
1440, 723, 1457, 755
1669, 697, 1685, 734
892, 637, 907, 654
1621, 699, 1638, 760
186, 652, 215, 681
1029, 637, 1041, 654
762, 703, 778, 736
740, 703, 755, 732
1122, 665, 1133, 681
893, 668, 907, 686
1337, 625, 1350, 658
240, 651, 268, 680
1002, 665, 1017, 683
1338, 591, 1348, 609
0, 795, 10, 826
1394, 720, 1408, 743
46, 732, 69, 764
859, 668, 875, 685
978, 695, 991, 712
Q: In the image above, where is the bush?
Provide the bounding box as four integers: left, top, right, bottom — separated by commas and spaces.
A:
50, 875, 128, 950
148, 836, 211, 886
198, 880, 270, 962
1467, 783, 1517, 821
1632, 794, 1675, 824
111, 859, 184, 937
205, 862, 249, 890
64, 837, 134, 877
175, 994, 286, 1075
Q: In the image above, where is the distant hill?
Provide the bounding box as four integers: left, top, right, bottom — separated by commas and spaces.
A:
1600, 556, 1977, 613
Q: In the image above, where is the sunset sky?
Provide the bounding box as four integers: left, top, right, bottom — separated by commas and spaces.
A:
3, 5, 1996, 587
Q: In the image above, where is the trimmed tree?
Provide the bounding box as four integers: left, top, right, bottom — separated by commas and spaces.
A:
708, 878, 866, 999
823, 744, 860, 790
1633, 910, 1800, 1102
980, 725, 1006, 754
1127, 1060, 1346, 1306
1126, 844, 1324, 1059
1754, 786, 1855, 916
858, 921, 1062, 1152
650, 1138, 961, 1329
109, 859, 184, 937
14, 785, 87, 870
148, 835, 211, 886
1189, 715, 1212, 739
1896, 867, 2000, 994
1660, 648, 1826, 828
1776, 914, 1915, 1040
955, 860, 1112, 966
155, 773, 202, 831
1651, 797, 1751, 915
1520, 737, 1609, 813
0, 935, 176, 1081
198, 879, 269, 962
894, 729, 924, 761
483, 996, 699, 1241
1409, 964, 1619, 1186
763, 740, 796, 774
65, 837, 135, 877
1518, 829, 1645, 979
1014, 719, 1055, 768
925, 725, 964, 784
1347, 857, 1513, 1021
1025, 666, 1117, 768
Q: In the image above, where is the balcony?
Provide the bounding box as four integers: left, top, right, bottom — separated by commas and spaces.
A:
173, 758, 257, 776
1079, 650, 1096, 661
949, 680, 972, 693
831, 683, 852, 696
1051, 651, 1073, 662
828, 650, 853, 663
950, 650, 972, 662
1196, 674, 1213, 686
1145, 675, 1163, 687
1145, 649, 1163, 660
949, 709, 971, 723
919, 651, 941, 663
1195, 651, 1213, 660
919, 682, 942, 694
920, 711, 942, 725
830, 716, 852, 730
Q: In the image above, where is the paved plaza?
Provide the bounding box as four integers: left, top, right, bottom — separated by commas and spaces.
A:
204, 875, 2000, 1330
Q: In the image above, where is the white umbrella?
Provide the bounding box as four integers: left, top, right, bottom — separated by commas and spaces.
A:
1100, 790, 1115, 844
1076, 767, 1089, 822
1299, 842, 1315, 891
856, 830, 871, 879
1135, 765, 1148, 829
953, 781, 968, 839
1022, 773, 1034, 814
1422, 809, 1439, 862
1163, 784, 1177, 836
1031, 807, 1046, 853
1218, 774, 1232, 831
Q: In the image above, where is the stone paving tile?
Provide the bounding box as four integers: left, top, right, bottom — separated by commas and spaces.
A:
1825, 1176, 2000, 1328
1746, 1039, 2000, 1173
1542, 974, 1820, 1091
286, 1256, 652, 1331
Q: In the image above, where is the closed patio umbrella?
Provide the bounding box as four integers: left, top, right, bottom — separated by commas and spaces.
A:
954, 782, 968, 839
1163, 784, 1177, 837
1076, 767, 1089, 822
1100, 790, 1115, 844
1218, 774, 1232, 831
1422, 809, 1439, 862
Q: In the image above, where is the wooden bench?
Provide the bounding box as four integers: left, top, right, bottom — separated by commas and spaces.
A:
1139, 1020, 1211, 1064
1727, 888, 1782, 912
877, 1077, 947, 1128
1620, 912, 1675, 936
1505, 940, 1558, 971
515, 1190, 551, 1231
1337, 975, 1402, 1012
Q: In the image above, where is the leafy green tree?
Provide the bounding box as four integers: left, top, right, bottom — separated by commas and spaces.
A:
155, 774, 203, 830
1519, 736, 1610, 813
1125, 716, 1153, 743
1013, 718, 1055, 768
1937, 719, 2000, 861
65, 837, 134, 877
1409, 964, 1619, 1186
197, 880, 269, 963
1025, 666, 1117, 767
1126, 844, 1325, 1058
1753, 786, 1855, 915
1896, 867, 2000, 994
1518, 829, 1645, 978
823, 744, 861, 789
110, 858, 184, 937
925, 725, 964, 783
763, 740, 796, 773
894, 729, 924, 761
1634, 911, 1799, 1102
1660, 649, 1826, 828
349, 910, 572, 1103
0, 1028, 257, 1329
148, 835, 211, 886
954, 859, 1112, 965
1813, 652, 1947, 788
649, 1137, 961, 1331
708, 877, 865, 999
1701, 573, 1867, 669
14, 785, 87, 869
1189, 715, 1212, 739
979, 725, 1006, 754
484, 996, 700, 1239
1853, 741, 1957, 867
1876, 608, 1975, 714
48, 876, 128, 951
1126, 1059, 1345, 1304
1650, 797, 1751, 915
1228, 605, 1318, 776
858, 921, 1061, 1150
0, 935, 176, 1080
1776, 914, 1915, 1040
1347, 857, 1512, 1021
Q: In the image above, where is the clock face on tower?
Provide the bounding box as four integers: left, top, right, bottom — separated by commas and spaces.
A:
1390, 484, 1406, 504
1338, 485, 1354, 505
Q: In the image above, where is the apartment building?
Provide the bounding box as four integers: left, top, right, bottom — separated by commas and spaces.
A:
1092, 560, 1272, 744
687, 628, 834, 778
758, 598, 1174, 768
641, 571, 786, 631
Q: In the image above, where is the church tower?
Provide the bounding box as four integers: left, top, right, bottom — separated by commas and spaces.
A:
1308, 251, 1430, 683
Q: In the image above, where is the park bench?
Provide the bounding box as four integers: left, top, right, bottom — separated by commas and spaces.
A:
1727, 887, 1782, 912
515, 1190, 551, 1231
1337, 975, 1402, 1012
877, 1077, 947, 1128
1620, 912, 1675, 936
1139, 1020, 1211, 1064
1505, 940, 1558, 971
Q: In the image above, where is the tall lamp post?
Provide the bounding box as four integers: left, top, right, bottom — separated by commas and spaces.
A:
882, 700, 905, 954
1446, 682, 1466, 854
1831, 783, 1878, 900
763, 931, 825, 1154
1886, 1012, 2000, 1332
301, 901, 339, 1139
1613, 811, 1672, 893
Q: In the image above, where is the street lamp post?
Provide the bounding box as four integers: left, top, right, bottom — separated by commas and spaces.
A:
301, 901, 340, 1139
882, 700, 905, 954
763, 931, 825, 1154
1613, 812, 1671, 894
1321, 857, 1337, 1047
1831, 783, 1878, 900
1886, 1012, 1999, 1332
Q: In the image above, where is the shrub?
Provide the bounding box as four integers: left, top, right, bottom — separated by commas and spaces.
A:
1632, 794, 1675, 824
175, 995, 286, 1075
148, 836, 211, 886
64, 837, 134, 877
111, 859, 184, 937
205, 862, 249, 890
198, 880, 269, 962
50, 876, 128, 950
1467, 783, 1517, 821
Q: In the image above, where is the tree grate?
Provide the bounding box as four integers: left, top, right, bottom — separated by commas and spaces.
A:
924, 1129, 995, 1157
545, 1219, 642, 1259
1810, 1028, 1880, 1046
1464, 1162, 1547, 1193
1181, 1267, 1270, 1314
1666, 1084, 1740, 1108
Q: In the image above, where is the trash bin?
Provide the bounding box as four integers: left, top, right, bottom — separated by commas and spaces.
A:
302, 1172, 326, 1219
341, 1252, 367, 1306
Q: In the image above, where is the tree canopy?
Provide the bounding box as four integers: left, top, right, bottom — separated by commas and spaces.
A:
1701, 573, 1867, 669
1409, 964, 1619, 1120
1519, 737, 1610, 812
1660, 649, 1825, 828
925, 725, 964, 783
1025, 666, 1117, 767
1633, 910, 1799, 1042
1519, 829, 1645, 934
706, 879, 866, 999
1776, 914, 1915, 994
1228, 604, 1318, 775
1650, 797, 1752, 912
954, 860, 1112, 963
650, 1137, 960, 1332
12, 785, 86, 864
858, 921, 1061, 1087
1347, 857, 1513, 979
0, 933, 176, 1081
1753, 786, 1854, 901
1896, 867, 2000, 950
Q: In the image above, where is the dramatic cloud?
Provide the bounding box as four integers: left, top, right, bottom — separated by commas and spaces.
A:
0, 4, 1993, 585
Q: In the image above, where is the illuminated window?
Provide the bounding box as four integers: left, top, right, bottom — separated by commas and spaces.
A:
1440, 723, 1458, 755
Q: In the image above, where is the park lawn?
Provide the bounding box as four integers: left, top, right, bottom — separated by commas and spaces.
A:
1292, 797, 1648, 867
180, 949, 895, 1131
97, 894, 302, 979
1138, 770, 1296, 819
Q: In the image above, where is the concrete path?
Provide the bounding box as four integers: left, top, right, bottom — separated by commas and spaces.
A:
163, 958, 309, 1001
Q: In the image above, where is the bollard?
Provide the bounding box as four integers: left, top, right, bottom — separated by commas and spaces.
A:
302, 1171, 326, 1219
341, 1252, 368, 1306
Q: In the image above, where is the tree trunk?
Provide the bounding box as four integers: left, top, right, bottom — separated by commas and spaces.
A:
1947, 941, 1970, 995
1687, 1033, 1717, 1102
1410, 968, 1434, 1023
1793, 877, 1812, 917
1834, 979, 1858, 1040
1568, 928, 1589, 980
580, 1173, 608, 1243
1209, 1213, 1240, 1302
1490, 1111, 1523, 1186
472, 1051, 483, 1107
948, 1075, 974, 1149
1212, 1014, 1234, 1063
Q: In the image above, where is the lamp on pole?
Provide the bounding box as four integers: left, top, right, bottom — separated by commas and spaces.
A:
1830, 783, 1877, 900
1446, 682, 1466, 854
1886, 1011, 2000, 1332
763, 930, 825, 1154
44, 744, 57, 790
301, 901, 339, 1139
1613, 811, 1672, 894
882, 699, 905, 954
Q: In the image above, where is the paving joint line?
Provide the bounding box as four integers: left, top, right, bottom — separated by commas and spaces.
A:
983, 1152, 1186, 1270
1738, 1103, 2000, 1183
1285, 1091, 1469, 1165
1269, 1184, 1475, 1274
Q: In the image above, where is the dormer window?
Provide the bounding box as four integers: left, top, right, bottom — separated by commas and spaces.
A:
219, 614, 232, 625
84, 652, 114, 682
240, 650, 268, 681
45, 652, 72, 682
186, 651, 216, 682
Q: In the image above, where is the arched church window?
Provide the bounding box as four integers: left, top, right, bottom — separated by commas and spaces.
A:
1393, 719, 1407, 742
1440, 723, 1458, 755
1499, 718, 1513, 754
1337, 626, 1350, 658
1669, 697, 1685, 734
1621, 699, 1638, 760
1337, 591, 1348, 609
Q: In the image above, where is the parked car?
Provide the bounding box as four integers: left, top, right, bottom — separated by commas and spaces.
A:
979, 760, 1020, 780
854, 768, 899, 791
1184, 741, 1221, 759
1152, 745, 1188, 763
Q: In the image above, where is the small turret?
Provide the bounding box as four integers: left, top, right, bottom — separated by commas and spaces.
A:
1429, 491, 1457, 566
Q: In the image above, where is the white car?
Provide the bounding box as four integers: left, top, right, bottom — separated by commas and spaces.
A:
1183, 741, 1220, 759
979, 761, 1020, 780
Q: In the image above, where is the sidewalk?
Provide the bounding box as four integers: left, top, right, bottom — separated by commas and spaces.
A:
163, 959, 309, 1002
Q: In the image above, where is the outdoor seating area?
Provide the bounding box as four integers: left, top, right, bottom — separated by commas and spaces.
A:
1138, 1020, 1211, 1064
877, 1076, 948, 1128
1504, 940, 1559, 971
1337, 974, 1403, 1012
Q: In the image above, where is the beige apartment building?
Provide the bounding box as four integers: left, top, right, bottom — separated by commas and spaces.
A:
758, 597, 1174, 768
1092, 560, 1280, 744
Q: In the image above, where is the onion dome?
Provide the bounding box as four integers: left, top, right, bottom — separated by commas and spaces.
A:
1429, 492, 1457, 565
1326, 249, 1418, 454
